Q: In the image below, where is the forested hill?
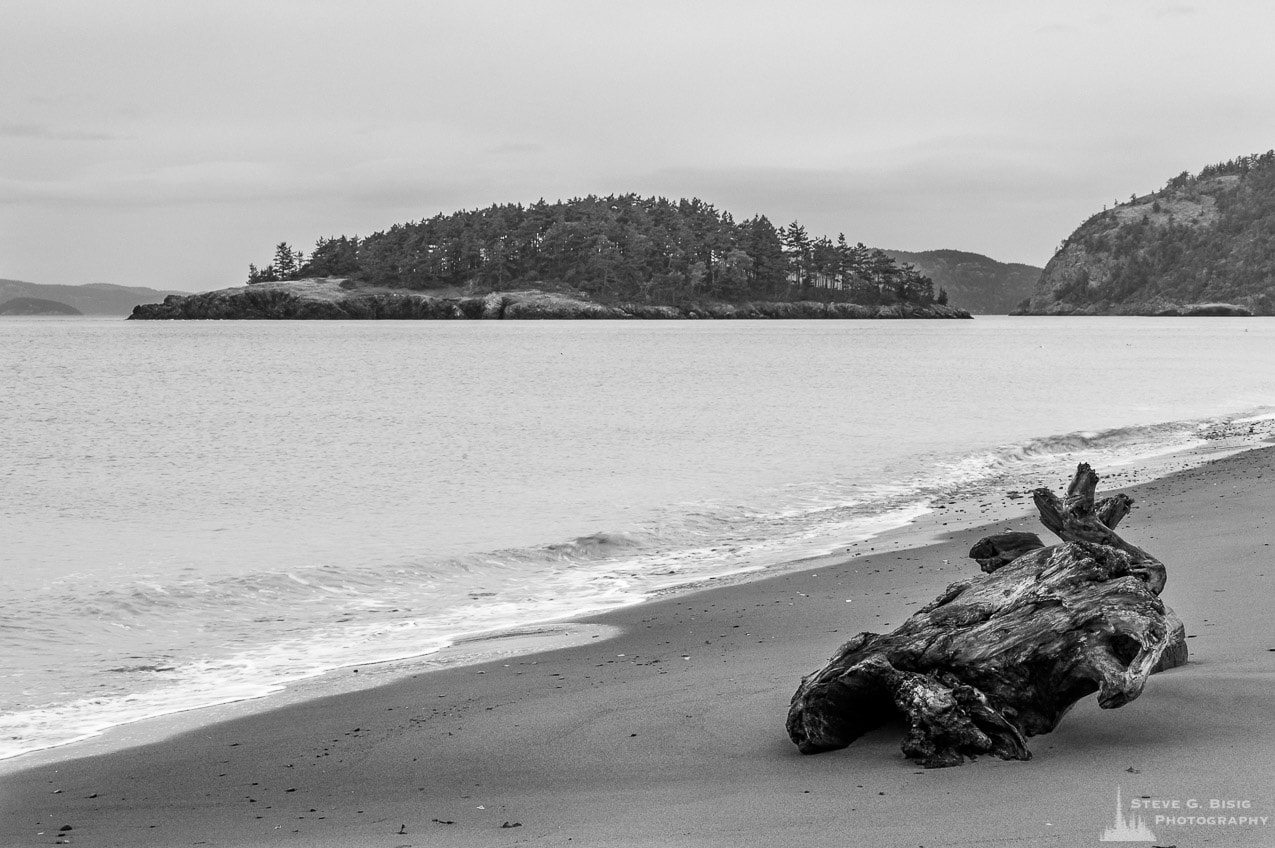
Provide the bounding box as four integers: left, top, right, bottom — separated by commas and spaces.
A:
882, 249, 1041, 314
1019, 150, 1275, 315
249, 194, 950, 309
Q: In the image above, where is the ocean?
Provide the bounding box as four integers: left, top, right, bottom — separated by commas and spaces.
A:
2, 315, 1274, 765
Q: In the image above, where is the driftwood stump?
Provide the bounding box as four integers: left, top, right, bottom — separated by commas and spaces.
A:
786, 463, 1188, 768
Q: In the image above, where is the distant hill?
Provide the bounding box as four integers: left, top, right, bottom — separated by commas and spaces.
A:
0, 296, 82, 315
0, 280, 184, 315
1019, 150, 1275, 315
882, 250, 1042, 314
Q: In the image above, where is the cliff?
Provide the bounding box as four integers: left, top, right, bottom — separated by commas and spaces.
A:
128, 279, 972, 320
1018, 151, 1275, 315
882, 249, 1041, 314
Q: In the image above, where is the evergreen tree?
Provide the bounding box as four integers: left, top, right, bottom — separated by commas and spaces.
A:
781, 222, 811, 289
273, 242, 299, 280
302, 236, 361, 277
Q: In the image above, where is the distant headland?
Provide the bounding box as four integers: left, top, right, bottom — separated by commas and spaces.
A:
882, 249, 1041, 315
0, 296, 82, 316
0, 280, 185, 316
130, 194, 971, 320
1017, 149, 1275, 316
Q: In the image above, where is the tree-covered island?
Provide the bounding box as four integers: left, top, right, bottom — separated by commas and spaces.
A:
251, 194, 946, 306
132, 195, 972, 319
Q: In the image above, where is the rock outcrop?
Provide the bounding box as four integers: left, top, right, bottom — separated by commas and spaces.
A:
129, 279, 972, 320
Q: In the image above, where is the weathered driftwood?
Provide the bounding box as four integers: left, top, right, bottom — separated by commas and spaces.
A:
786, 463, 1188, 768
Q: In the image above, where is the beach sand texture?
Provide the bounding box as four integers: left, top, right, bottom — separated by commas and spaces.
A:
2, 449, 1273, 847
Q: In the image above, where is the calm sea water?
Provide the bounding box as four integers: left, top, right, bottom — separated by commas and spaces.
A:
3, 316, 1274, 761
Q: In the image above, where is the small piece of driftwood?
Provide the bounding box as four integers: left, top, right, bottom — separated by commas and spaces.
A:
786, 463, 1188, 768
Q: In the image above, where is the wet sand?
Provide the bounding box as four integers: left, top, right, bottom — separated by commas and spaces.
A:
3, 449, 1274, 847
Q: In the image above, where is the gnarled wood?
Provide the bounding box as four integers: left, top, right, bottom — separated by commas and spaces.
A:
1032, 467, 1165, 594
968, 531, 1045, 573
787, 463, 1187, 767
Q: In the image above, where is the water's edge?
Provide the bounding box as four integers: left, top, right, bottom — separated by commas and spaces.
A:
4, 420, 1270, 776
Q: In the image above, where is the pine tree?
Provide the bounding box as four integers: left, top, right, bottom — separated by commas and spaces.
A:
781, 222, 811, 288
273, 242, 298, 280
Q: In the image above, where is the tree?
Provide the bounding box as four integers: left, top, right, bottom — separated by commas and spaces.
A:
781, 222, 812, 289
247, 262, 278, 284
899, 265, 935, 303
739, 215, 787, 298
302, 236, 361, 277
273, 242, 300, 280
714, 247, 753, 295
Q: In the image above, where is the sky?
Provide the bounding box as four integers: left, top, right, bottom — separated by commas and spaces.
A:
4, 0, 1275, 292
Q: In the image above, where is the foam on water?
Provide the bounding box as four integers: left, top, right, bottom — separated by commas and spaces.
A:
4, 406, 1273, 763
6, 317, 1275, 766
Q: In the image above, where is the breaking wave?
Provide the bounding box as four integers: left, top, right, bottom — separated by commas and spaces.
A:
3, 407, 1273, 763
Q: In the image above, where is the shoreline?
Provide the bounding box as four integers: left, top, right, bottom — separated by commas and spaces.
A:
0, 427, 1267, 776
126, 279, 973, 320
4, 446, 1275, 846
8, 317, 1274, 779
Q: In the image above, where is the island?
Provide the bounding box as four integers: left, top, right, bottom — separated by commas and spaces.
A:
130, 194, 972, 319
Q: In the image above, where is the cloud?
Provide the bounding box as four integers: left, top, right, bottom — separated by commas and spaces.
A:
0, 156, 493, 217
0, 161, 294, 207
485, 142, 543, 155
0, 122, 117, 141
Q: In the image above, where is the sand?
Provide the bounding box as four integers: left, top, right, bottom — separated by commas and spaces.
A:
3, 449, 1274, 847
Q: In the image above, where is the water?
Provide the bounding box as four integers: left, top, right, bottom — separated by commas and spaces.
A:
3, 316, 1274, 762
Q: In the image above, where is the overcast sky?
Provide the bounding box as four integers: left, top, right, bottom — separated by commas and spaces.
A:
4, 0, 1275, 292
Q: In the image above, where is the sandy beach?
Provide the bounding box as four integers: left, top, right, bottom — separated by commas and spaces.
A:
3, 448, 1273, 847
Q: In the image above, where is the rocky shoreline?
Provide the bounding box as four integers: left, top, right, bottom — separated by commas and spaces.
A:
1011, 300, 1252, 317
128, 279, 972, 320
